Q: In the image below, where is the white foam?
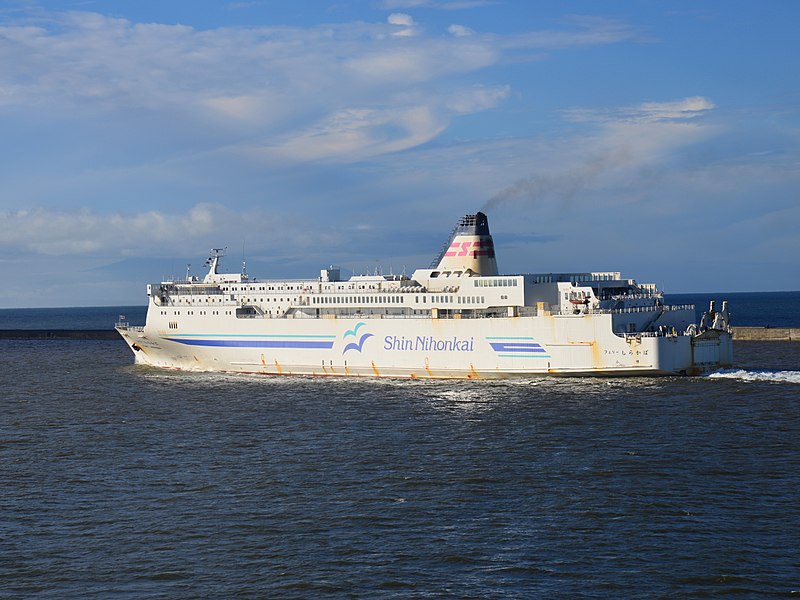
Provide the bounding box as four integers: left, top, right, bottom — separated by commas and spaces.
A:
707, 369, 800, 384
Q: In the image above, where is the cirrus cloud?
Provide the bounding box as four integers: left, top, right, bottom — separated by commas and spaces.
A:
0, 9, 641, 168
564, 96, 716, 124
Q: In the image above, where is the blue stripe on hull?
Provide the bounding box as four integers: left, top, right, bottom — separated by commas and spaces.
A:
168, 333, 335, 339
165, 338, 333, 349
489, 342, 546, 353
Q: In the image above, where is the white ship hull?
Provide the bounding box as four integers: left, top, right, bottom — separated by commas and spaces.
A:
117, 313, 732, 378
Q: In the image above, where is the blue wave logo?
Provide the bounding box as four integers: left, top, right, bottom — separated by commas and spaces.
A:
343, 322, 374, 354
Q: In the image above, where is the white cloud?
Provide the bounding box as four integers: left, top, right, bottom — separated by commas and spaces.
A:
0, 204, 221, 256
387, 13, 419, 37
501, 16, 640, 51
0, 202, 369, 264
564, 96, 716, 124
241, 85, 508, 163
255, 105, 447, 162
0, 9, 635, 172
636, 96, 715, 120
381, 0, 494, 9
448, 24, 474, 37
0, 10, 637, 110
0, 9, 643, 177
388, 13, 414, 27
445, 85, 509, 114
204, 95, 269, 120
382, 0, 429, 7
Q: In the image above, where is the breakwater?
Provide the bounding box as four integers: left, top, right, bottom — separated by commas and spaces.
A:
731, 327, 799, 341
0, 329, 120, 340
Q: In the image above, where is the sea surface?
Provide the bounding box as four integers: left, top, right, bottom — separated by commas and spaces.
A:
1, 297, 799, 598
667, 291, 800, 328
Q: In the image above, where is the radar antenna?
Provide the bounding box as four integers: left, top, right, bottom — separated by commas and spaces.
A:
206, 247, 227, 267
205, 247, 227, 277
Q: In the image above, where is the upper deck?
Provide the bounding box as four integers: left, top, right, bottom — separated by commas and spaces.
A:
143, 213, 701, 336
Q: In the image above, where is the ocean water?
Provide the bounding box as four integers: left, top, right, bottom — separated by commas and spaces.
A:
2, 336, 800, 597
666, 291, 800, 328
2, 297, 799, 597
0, 305, 148, 330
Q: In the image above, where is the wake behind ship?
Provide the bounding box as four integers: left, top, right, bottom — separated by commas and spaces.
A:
117, 212, 733, 378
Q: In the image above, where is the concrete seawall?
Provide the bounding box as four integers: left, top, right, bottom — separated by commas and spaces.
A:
0, 329, 121, 340
731, 327, 800, 341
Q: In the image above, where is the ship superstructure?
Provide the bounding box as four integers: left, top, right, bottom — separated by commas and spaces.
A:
117, 212, 733, 378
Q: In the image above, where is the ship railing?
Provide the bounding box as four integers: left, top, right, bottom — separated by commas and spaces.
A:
614, 330, 688, 339
596, 304, 694, 315
292, 312, 441, 320
532, 303, 694, 317
268, 302, 700, 320
605, 292, 664, 301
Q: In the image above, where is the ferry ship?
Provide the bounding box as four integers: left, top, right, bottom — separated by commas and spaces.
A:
116, 212, 733, 378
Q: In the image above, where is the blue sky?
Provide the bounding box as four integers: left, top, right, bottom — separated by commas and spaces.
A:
1, 0, 798, 307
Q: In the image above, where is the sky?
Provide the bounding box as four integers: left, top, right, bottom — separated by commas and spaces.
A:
0, 0, 798, 308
